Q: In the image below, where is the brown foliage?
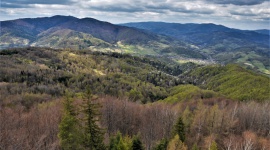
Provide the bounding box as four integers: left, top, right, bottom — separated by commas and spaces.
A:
99, 96, 178, 149
0, 101, 62, 150
1, 96, 270, 150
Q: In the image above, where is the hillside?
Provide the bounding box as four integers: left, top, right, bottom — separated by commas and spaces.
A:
161, 64, 270, 103
1, 17, 269, 74
182, 64, 270, 101
0, 47, 186, 106
0, 15, 158, 45
0, 16, 216, 66
1, 47, 270, 150
33, 28, 112, 49
121, 22, 270, 74
162, 84, 220, 103
0, 47, 268, 109
1, 16, 208, 62
121, 22, 269, 47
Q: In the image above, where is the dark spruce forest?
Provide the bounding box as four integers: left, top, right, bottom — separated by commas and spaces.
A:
0, 16, 269, 150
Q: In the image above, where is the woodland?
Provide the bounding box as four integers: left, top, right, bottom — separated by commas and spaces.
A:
0, 47, 269, 150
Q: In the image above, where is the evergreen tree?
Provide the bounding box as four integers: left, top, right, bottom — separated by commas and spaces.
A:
153, 138, 168, 150
173, 116, 186, 142
81, 87, 105, 150
58, 91, 81, 150
109, 132, 132, 150
167, 135, 187, 150
132, 136, 144, 150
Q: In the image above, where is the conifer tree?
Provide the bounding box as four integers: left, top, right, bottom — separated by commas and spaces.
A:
109, 132, 132, 150
173, 116, 186, 142
58, 91, 81, 150
132, 136, 144, 150
81, 87, 105, 150
154, 138, 168, 150
167, 135, 187, 150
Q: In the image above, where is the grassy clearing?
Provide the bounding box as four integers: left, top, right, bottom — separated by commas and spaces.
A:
117, 42, 158, 55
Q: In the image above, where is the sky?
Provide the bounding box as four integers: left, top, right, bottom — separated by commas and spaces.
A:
0, 0, 269, 30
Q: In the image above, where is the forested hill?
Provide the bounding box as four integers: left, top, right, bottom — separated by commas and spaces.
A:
1, 15, 158, 45
182, 64, 270, 101
121, 22, 269, 47
1, 47, 270, 150
0, 47, 269, 109
0, 15, 193, 56
0, 47, 185, 107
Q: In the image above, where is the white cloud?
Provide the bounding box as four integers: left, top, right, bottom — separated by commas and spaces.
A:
0, 0, 269, 29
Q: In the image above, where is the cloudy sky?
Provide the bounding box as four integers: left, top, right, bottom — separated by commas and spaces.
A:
0, 0, 269, 30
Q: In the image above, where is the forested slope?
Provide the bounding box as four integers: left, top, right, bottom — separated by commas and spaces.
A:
183, 64, 270, 101
0, 47, 270, 150
0, 47, 269, 110
0, 47, 185, 107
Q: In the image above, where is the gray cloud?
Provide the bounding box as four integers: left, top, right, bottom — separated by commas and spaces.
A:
169, 6, 214, 14
1, 3, 30, 8
85, 1, 215, 15
89, 4, 145, 13
204, 0, 268, 5
258, 17, 270, 21
1, 0, 74, 8
231, 11, 257, 16
91, 7, 144, 13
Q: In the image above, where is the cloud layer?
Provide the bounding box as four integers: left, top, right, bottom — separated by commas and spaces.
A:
204, 0, 268, 5
1, 0, 269, 29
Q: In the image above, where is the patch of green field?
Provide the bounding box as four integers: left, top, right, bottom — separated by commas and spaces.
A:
235, 52, 270, 75
175, 58, 213, 65
215, 51, 269, 75
117, 42, 158, 55
252, 60, 270, 74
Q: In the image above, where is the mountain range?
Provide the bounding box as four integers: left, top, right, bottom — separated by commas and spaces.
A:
121, 22, 270, 74
0, 15, 269, 74
121, 22, 269, 46
0, 15, 158, 47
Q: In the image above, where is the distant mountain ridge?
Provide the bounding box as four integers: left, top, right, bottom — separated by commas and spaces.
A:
120, 22, 269, 47
254, 29, 270, 35
121, 22, 270, 75
1, 15, 211, 62
1, 15, 160, 46
1, 16, 269, 74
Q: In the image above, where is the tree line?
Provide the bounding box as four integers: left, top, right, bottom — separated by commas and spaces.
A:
1, 94, 269, 149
